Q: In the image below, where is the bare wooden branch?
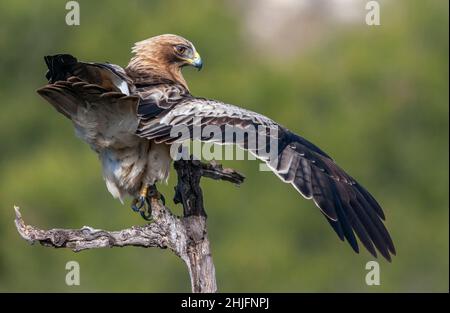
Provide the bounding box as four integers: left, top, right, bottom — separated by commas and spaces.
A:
13, 159, 244, 293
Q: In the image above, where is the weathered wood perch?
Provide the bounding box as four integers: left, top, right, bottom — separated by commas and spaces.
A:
14, 158, 245, 293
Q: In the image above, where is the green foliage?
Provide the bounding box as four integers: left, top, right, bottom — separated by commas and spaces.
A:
0, 0, 448, 292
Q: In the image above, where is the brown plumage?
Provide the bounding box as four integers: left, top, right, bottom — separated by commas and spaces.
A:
37, 34, 395, 261
127, 34, 198, 89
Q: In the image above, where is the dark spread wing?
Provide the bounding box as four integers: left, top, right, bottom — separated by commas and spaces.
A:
136, 93, 396, 261
37, 54, 139, 150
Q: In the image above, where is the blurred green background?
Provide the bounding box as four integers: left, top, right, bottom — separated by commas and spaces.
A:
0, 0, 448, 292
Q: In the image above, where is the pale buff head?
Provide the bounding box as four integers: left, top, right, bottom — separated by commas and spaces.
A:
127, 34, 202, 88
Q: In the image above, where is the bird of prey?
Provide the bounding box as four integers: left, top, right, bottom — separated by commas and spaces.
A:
37, 34, 395, 261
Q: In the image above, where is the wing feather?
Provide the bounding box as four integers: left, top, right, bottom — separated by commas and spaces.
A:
38, 55, 139, 150
135, 94, 395, 260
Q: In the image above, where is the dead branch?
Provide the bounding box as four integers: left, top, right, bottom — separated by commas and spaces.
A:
14, 158, 244, 293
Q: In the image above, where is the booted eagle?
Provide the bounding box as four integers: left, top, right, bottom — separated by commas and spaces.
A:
37, 34, 395, 261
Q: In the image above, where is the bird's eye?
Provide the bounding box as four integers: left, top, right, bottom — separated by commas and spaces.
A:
175, 45, 187, 55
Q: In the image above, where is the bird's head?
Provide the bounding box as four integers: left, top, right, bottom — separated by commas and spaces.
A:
127, 34, 202, 88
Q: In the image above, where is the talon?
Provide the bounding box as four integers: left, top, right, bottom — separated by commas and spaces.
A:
140, 197, 154, 221
131, 184, 166, 221
131, 196, 146, 212
130, 184, 153, 220
148, 184, 166, 205
131, 196, 153, 221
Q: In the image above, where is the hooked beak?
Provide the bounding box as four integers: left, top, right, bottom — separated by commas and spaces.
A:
190, 51, 203, 71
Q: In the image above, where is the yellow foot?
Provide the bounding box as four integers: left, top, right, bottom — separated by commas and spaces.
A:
130, 184, 165, 221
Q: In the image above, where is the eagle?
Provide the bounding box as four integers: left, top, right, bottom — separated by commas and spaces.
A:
37, 34, 395, 261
